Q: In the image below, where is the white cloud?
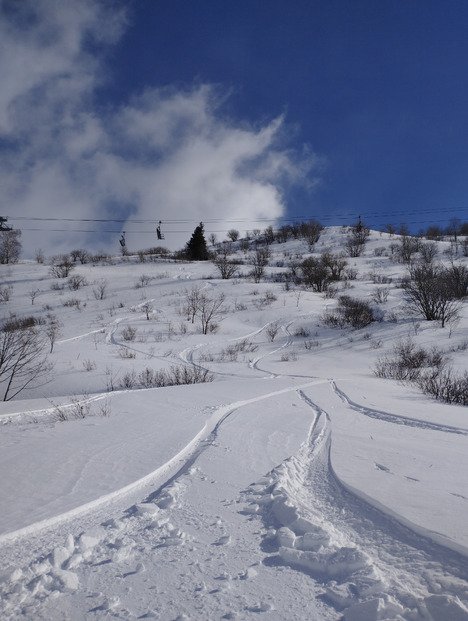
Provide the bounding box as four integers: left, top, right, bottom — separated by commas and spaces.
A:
0, 1, 323, 258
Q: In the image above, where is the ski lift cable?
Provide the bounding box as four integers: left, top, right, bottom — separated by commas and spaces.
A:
6, 204, 468, 226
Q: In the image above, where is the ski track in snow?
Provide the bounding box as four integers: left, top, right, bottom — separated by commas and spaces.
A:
332, 380, 468, 436
2, 256, 468, 619
2, 377, 468, 620
241, 390, 468, 621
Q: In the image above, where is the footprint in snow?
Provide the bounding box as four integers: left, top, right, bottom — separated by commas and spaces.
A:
213, 535, 231, 546
375, 462, 391, 473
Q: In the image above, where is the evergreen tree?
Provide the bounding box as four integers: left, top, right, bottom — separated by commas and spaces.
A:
186, 222, 209, 260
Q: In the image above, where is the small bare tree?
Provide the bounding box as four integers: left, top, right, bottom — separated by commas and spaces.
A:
345, 218, 370, 257
49, 255, 75, 278
197, 292, 226, 334
227, 229, 240, 242
70, 249, 89, 264
250, 247, 270, 283
35, 248, 45, 264
45, 313, 62, 353
403, 264, 462, 328
208, 233, 218, 247
0, 323, 52, 400
0, 229, 22, 264
183, 286, 202, 323
29, 288, 40, 305
213, 248, 239, 280
93, 279, 108, 300
142, 301, 153, 320
266, 321, 279, 342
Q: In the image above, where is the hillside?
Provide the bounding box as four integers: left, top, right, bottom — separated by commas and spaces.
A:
1, 226, 468, 620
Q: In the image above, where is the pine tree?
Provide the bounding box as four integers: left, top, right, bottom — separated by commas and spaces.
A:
186, 222, 209, 261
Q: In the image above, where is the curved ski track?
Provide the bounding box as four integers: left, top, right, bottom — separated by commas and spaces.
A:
2, 313, 468, 620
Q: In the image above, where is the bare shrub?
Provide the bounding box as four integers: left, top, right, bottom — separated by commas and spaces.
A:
298, 219, 323, 247
122, 325, 137, 342
62, 298, 81, 309
255, 290, 277, 308
345, 219, 370, 257
374, 339, 447, 382
266, 322, 280, 342
372, 287, 389, 304
375, 339, 468, 406
50, 255, 75, 278
71, 396, 91, 419
105, 366, 118, 392
93, 279, 108, 300
416, 367, 468, 405
135, 274, 152, 288
445, 262, 468, 299
323, 296, 375, 329
321, 252, 348, 281
35, 248, 45, 264
68, 274, 88, 290
396, 234, 420, 263
52, 402, 68, 422
70, 249, 89, 264
221, 345, 238, 361
323, 286, 338, 299
300, 257, 330, 292
137, 365, 213, 388
0, 285, 13, 303
98, 398, 112, 417
419, 242, 438, 264
83, 359, 96, 371
3, 316, 44, 331
403, 263, 462, 327
213, 249, 239, 279
119, 347, 136, 360
239, 339, 258, 353
250, 247, 269, 283
294, 326, 310, 337
122, 370, 137, 388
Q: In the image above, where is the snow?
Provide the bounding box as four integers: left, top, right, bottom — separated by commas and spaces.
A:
0, 227, 468, 620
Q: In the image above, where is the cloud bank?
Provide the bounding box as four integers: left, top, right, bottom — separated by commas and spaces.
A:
0, 0, 322, 257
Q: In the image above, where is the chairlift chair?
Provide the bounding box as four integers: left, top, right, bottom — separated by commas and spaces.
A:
156, 221, 165, 240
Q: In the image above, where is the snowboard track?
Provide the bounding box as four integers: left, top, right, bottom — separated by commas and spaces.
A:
240, 387, 468, 619
1, 372, 468, 619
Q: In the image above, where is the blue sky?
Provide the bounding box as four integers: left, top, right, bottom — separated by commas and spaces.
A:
1, 1, 468, 254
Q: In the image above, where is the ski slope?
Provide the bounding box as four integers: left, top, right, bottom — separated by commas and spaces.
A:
1, 228, 468, 620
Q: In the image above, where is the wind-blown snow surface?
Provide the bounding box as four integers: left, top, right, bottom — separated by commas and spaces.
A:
1, 228, 468, 620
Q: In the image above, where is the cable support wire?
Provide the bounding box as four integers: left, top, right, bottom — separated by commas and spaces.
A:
6, 205, 468, 227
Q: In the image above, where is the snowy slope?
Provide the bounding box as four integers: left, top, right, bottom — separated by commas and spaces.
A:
1, 227, 468, 620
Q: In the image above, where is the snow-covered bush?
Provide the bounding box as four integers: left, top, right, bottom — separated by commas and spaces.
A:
323, 296, 375, 329
374, 338, 447, 382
